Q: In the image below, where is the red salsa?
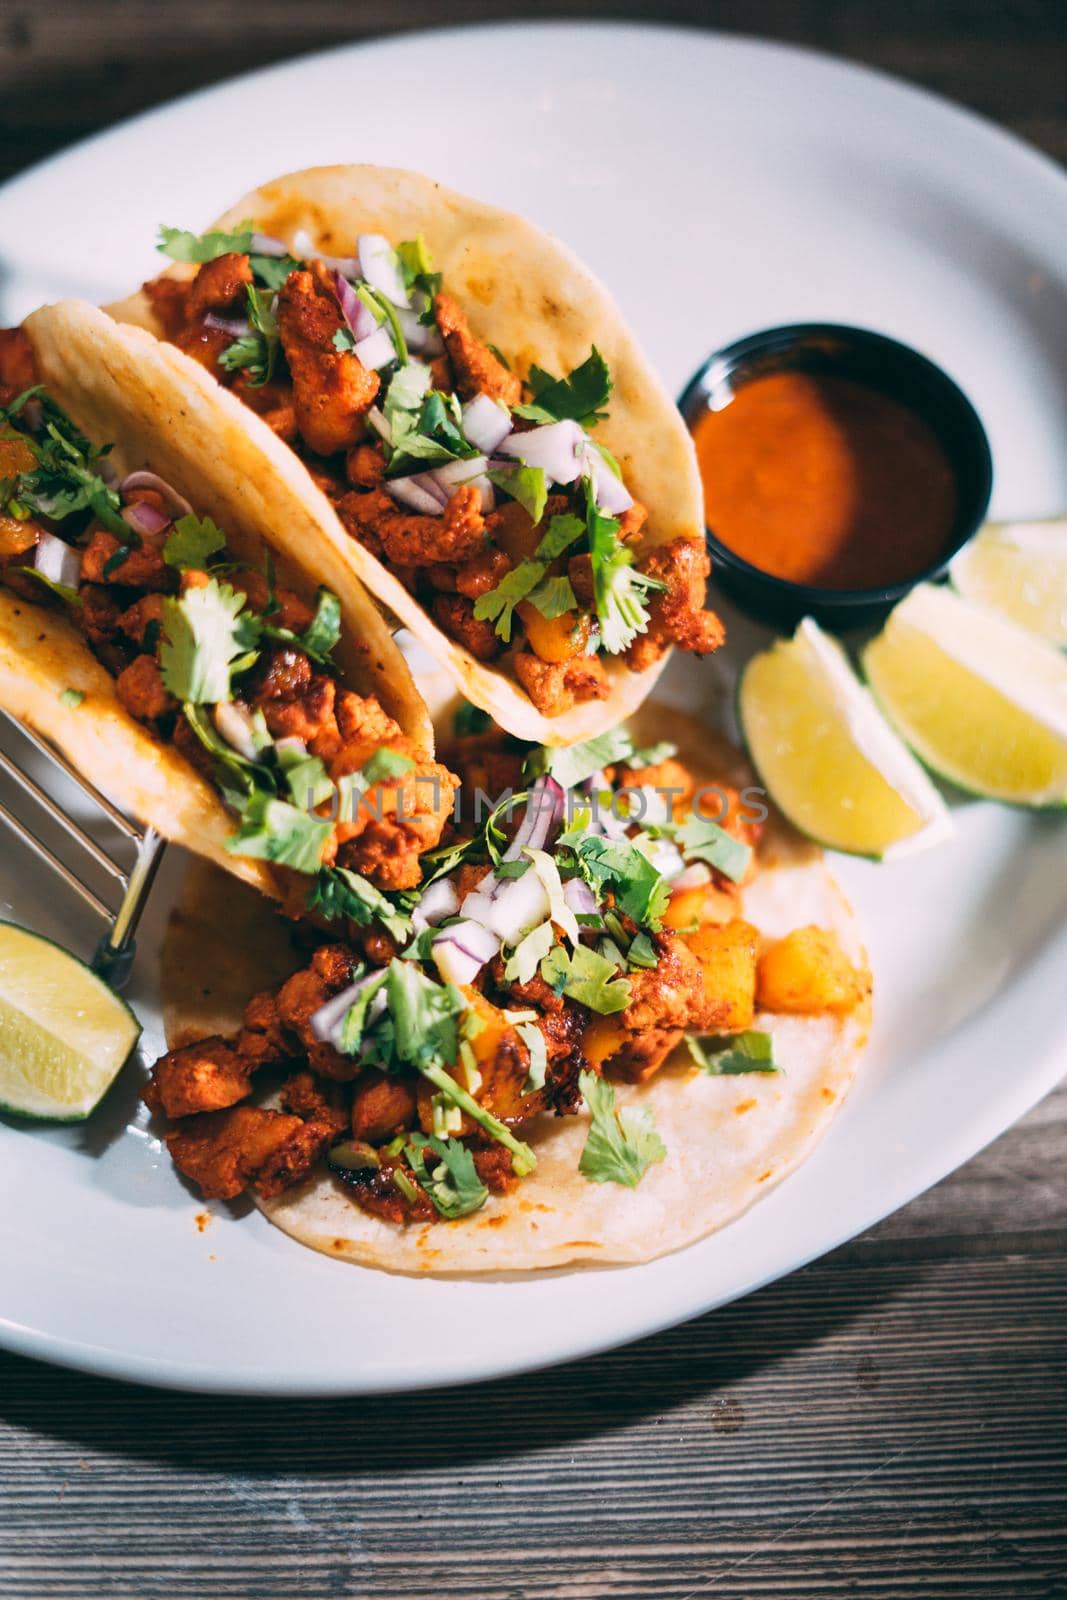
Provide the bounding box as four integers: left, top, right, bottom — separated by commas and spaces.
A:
692, 371, 957, 589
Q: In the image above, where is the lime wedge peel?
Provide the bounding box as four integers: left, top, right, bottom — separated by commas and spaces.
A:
739, 618, 954, 861
863, 584, 1067, 809
951, 518, 1067, 648
0, 922, 141, 1120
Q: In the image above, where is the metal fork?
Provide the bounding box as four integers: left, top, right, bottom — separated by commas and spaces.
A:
0, 709, 165, 990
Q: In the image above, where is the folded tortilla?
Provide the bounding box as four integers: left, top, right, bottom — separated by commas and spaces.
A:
161, 714, 870, 1274
109, 164, 707, 747
0, 300, 432, 897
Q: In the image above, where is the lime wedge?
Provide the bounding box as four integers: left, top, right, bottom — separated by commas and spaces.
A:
863, 584, 1067, 807
738, 618, 952, 859
952, 518, 1067, 648
0, 923, 141, 1120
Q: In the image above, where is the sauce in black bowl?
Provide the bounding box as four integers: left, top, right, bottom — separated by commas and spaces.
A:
679, 324, 994, 631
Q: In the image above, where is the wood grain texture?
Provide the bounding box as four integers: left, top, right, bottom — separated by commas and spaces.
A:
1, 4, 1067, 1596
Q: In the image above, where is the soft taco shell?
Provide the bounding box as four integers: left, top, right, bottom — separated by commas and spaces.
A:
161, 716, 871, 1274
109, 164, 706, 746
0, 300, 432, 897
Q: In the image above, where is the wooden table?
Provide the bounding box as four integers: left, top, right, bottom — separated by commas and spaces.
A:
2, 6, 1066, 1596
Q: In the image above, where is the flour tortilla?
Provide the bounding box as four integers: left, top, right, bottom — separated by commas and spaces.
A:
109, 164, 707, 746
0, 301, 431, 898
161, 715, 871, 1274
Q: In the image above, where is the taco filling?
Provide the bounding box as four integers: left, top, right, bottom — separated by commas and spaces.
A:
145, 713, 869, 1226
140, 224, 724, 717
0, 340, 454, 898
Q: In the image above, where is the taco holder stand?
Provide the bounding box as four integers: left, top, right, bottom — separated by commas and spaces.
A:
0, 709, 165, 990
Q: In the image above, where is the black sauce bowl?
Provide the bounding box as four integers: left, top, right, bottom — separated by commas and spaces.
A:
678, 323, 994, 632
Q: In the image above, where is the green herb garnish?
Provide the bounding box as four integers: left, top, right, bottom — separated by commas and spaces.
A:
577, 1069, 666, 1186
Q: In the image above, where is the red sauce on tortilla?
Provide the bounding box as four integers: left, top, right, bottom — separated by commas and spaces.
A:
692, 371, 957, 589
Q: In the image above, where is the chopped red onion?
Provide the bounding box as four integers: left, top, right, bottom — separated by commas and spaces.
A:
358, 234, 410, 309
429, 454, 494, 513
309, 970, 383, 1047
583, 442, 634, 514
333, 271, 377, 341
461, 394, 514, 454
412, 877, 461, 932
354, 325, 397, 371
250, 232, 290, 257
670, 862, 712, 890
203, 311, 252, 338
563, 877, 599, 920
213, 702, 261, 763
119, 472, 193, 520
497, 419, 585, 485
34, 531, 81, 590
395, 307, 444, 355
273, 736, 307, 762
122, 501, 171, 540
461, 774, 565, 917
639, 838, 686, 879
431, 921, 501, 988
292, 229, 359, 276
366, 406, 392, 445
386, 475, 447, 516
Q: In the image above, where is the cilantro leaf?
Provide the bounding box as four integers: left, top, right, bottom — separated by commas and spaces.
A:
472, 559, 546, 643
486, 464, 548, 525
525, 574, 577, 621
686, 1030, 779, 1075
404, 1133, 488, 1219
3, 393, 127, 538
627, 740, 678, 770
514, 348, 613, 428
219, 285, 279, 387
281, 751, 334, 810
338, 971, 389, 1056
534, 512, 586, 562
300, 587, 342, 659
306, 866, 413, 945
163, 513, 226, 570
11, 567, 81, 606
527, 727, 635, 790
627, 931, 658, 969
386, 959, 464, 1071
585, 491, 663, 655
575, 835, 671, 930
577, 1069, 666, 1186
382, 360, 433, 432
540, 943, 631, 1014
159, 579, 259, 704
674, 816, 752, 883
249, 253, 299, 291
181, 703, 272, 798
453, 700, 490, 737
225, 792, 332, 873
157, 223, 254, 262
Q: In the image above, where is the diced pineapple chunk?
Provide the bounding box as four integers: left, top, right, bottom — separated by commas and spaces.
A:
684, 919, 760, 1031
756, 926, 868, 1015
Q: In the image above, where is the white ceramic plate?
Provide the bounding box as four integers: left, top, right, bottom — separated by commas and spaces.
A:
1, 23, 1065, 1395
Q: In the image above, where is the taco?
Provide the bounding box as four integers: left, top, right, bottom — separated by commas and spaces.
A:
0, 306, 458, 909
110, 164, 724, 746
149, 705, 871, 1273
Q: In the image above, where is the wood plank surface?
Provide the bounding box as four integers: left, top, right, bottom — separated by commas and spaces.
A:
1, 5, 1066, 1597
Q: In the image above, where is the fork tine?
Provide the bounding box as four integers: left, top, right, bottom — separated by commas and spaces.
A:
0, 711, 143, 842
0, 798, 112, 921
0, 745, 129, 884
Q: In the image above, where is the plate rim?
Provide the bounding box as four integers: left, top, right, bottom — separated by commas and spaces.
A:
1, 19, 1066, 1395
